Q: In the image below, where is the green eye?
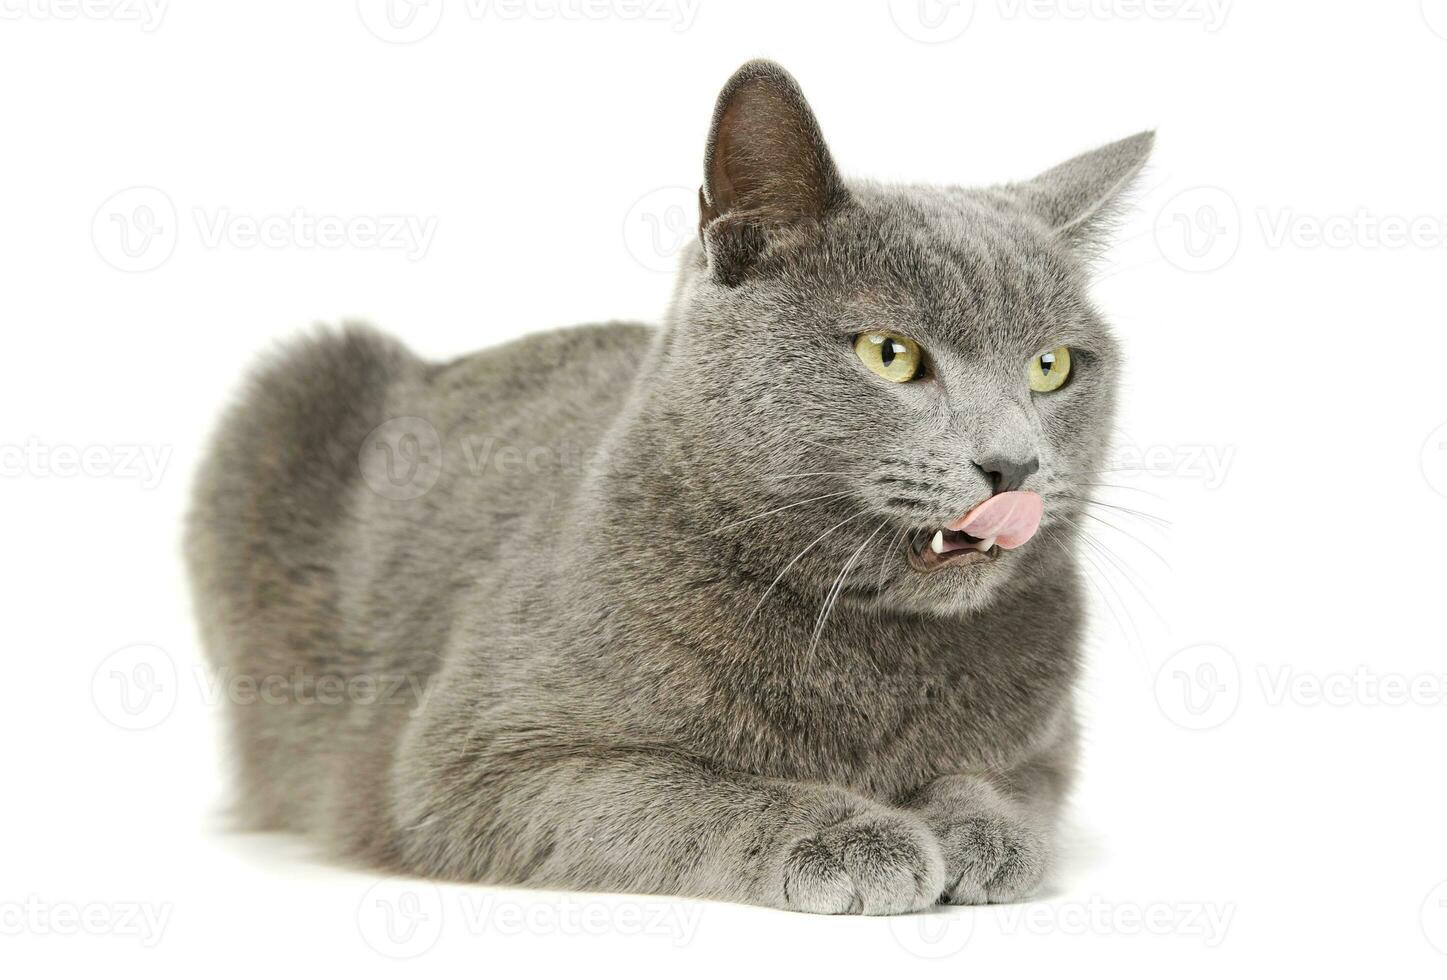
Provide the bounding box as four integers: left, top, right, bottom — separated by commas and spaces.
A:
1028, 346, 1072, 392
854, 333, 924, 383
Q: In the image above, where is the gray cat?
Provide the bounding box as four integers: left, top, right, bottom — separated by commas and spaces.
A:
186, 59, 1151, 914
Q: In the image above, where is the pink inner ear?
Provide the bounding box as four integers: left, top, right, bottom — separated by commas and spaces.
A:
947, 491, 1044, 550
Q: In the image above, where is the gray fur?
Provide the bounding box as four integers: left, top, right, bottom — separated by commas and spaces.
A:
186, 59, 1151, 914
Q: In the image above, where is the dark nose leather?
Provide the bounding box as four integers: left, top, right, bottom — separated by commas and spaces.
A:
977, 454, 1039, 493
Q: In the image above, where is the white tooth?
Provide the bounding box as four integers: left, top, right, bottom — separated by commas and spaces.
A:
975, 536, 996, 552
930, 530, 946, 554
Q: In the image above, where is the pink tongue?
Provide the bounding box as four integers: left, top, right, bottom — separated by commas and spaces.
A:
946, 491, 1043, 550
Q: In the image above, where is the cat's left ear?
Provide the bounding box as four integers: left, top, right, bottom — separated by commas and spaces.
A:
698, 60, 849, 284
1015, 130, 1155, 252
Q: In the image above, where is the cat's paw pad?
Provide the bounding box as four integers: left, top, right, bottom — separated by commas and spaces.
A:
779, 811, 946, 915
937, 812, 1045, 905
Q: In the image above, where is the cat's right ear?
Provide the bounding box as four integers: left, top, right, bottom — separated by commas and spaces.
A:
1013, 131, 1155, 255
698, 60, 848, 285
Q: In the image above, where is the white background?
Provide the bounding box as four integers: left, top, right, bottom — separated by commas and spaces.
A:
3, 0, 1446, 975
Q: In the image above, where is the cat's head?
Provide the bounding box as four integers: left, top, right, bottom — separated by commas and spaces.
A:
655, 60, 1151, 616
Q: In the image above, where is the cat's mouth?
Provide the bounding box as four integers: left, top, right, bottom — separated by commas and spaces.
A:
909, 528, 998, 572
905, 491, 1044, 573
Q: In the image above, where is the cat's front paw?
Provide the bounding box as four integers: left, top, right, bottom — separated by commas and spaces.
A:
776, 808, 946, 915
935, 808, 1046, 905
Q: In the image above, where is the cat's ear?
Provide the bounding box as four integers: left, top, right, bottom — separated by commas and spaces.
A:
1014, 130, 1154, 253
698, 60, 848, 284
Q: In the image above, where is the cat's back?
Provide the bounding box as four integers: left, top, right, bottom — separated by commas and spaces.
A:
425, 320, 654, 445
410, 321, 655, 523
186, 319, 654, 832
188, 319, 655, 674
337, 321, 657, 627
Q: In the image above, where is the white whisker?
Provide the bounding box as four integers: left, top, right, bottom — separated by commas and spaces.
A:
808, 521, 887, 657
744, 510, 871, 626
706, 489, 854, 537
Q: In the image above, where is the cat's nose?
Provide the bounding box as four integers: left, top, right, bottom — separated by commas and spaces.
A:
976, 454, 1039, 493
